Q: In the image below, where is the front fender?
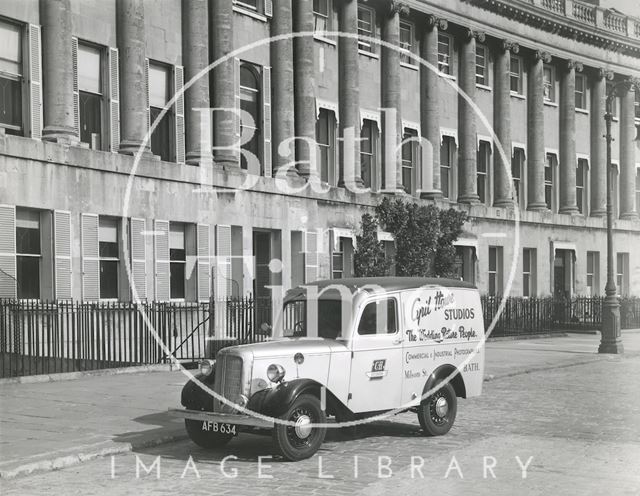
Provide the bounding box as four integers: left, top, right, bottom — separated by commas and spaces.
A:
247, 378, 324, 418
181, 371, 216, 411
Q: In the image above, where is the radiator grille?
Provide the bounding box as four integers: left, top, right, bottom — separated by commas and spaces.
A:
214, 354, 243, 412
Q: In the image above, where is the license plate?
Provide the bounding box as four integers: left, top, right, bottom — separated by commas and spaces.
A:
201, 421, 237, 436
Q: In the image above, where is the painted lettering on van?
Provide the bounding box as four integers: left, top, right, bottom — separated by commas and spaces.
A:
405, 325, 479, 343
444, 308, 475, 320
410, 291, 456, 326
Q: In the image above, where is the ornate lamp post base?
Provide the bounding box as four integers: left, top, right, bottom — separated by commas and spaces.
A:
599, 294, 624, 354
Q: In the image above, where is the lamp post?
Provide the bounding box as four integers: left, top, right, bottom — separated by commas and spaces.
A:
599, 77, 640, 354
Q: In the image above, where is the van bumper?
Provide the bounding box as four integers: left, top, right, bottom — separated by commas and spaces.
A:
168, 408, 274, 428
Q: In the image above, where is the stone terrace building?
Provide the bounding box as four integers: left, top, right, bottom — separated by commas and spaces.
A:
0, 0, 639, 307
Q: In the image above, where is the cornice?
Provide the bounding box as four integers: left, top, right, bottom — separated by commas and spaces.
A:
461, 0, 640, 57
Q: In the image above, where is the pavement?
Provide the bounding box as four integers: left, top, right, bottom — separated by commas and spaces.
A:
1, 330, 639, 483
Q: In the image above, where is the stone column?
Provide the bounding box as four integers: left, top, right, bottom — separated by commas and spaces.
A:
493, 40, 518, 207
271, 0, 296, 175
338, 0, 363, 188
458, 29, 483, 204
182, 0, 211, 165
527, 50, 551, 211
293, 0, 315, 178
558, 60, 581, 214
419, 15, 445, 199
619, 85, 638, 220
40, 0, 77, 143
380, 2, 406, 192
117, 0, 150, 155
589, 69, 610, 217
210, 0, 237, 168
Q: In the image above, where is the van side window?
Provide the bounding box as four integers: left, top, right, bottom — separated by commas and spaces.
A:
357, 298, 397, 335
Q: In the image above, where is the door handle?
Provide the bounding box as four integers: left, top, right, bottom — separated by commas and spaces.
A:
392, 337, 403, 345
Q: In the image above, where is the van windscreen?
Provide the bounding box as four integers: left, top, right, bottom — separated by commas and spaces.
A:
282, 299, 345, 339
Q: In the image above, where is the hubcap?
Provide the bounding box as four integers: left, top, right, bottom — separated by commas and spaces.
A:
294, 414, 312, 439
435, 396, 449, 418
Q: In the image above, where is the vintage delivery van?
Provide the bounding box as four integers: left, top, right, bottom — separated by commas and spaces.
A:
170, 277, 485, 461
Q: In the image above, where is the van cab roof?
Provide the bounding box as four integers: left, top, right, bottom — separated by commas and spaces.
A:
302, 277, 477, 295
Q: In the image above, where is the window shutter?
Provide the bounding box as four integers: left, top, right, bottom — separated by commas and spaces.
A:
0, 205, 17, 298
54, 210, 72, 300
265, 0, 273, 17
215, 225, 232, 299
304, 230, 318, 283
262, 66, 272, 177
27, 24, 42, 140
108, 47, 120, 153
130, 217, 147, 301
197, 223, 211, 301
154, 220, 170, 301
145, 58, 151, 134
234, 57, 241, 165
71, 37, 80, 140
174, 65, 185, 164
81, 213, 100, 301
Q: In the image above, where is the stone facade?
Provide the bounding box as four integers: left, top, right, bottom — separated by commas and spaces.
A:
0, 0, 639, 303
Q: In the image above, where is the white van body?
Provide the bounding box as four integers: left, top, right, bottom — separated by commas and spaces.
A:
172, 277, 485, 460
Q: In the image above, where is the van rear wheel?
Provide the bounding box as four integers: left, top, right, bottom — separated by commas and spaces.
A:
417, 382, 457, 436
272, 394, 326, 461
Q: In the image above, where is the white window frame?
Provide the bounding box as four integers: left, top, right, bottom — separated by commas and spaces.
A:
475, 44, 489, 88
543, 64, 556, 103
512, 145, 526, 210
545, 152, 558, 212
510, 55, 523, 95
313, 0, 332, 37
522, 247, 536, 298
437, 32, 452, 76
488, 246, 503, 296
440, 132, 457, 201
576, 156, 589, 216
477, 139, 492, 205
575, 73, 587, 111
399, 20, 416, 67
401, 127, 418, 194
586, 251, 599, 297
15, 208, 42, 300
98, 216, 120, 301
0, 19, 25, 136
357, 5, 376, 55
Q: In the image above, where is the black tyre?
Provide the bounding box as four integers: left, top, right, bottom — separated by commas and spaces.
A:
185, 419, 233, 449
272, 394, 327, 461
417, 381, 457, 436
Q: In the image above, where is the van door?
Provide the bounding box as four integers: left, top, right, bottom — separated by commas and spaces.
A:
347, 296, 403, 413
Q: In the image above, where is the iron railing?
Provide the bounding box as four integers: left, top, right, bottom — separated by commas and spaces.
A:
2, 296, 639, 377
0, 297, 272, 378
482, 295, 640, 337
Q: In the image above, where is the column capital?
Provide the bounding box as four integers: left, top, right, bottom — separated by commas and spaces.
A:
499, 39, 520, 54
388, 1, 409, 16
533, 50, 552, 63
597, 68, 615, 81
566, 59, 583, 72
464, 28, 485, 43
425, 14, 448, 31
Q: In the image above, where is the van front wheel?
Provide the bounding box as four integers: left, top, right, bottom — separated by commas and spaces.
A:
272, 394, 327, 461
417, 382, 457, 436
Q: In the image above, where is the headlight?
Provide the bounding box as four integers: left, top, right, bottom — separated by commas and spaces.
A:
199, 360, 214, 376
266, 363, 286, 383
